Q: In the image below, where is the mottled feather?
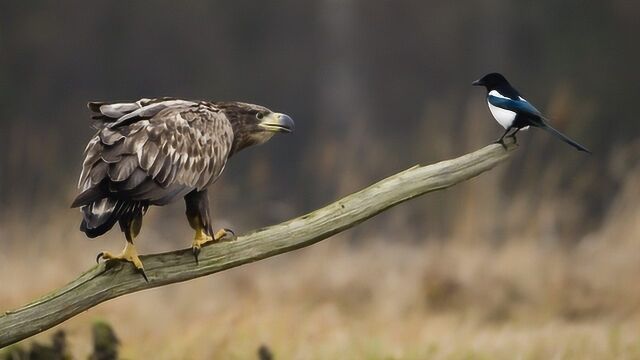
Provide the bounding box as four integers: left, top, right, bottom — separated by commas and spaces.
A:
76, 99, 234, 207
74, 97, 291, 239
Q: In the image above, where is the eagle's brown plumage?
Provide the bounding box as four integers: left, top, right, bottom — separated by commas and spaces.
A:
71, 98, 293, 268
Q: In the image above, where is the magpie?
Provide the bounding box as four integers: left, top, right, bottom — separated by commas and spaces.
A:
472, 72, 591, 153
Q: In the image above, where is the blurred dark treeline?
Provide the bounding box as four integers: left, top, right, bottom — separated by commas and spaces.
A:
1, 0, 638, 242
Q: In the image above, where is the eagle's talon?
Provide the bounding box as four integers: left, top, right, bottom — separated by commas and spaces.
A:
190, 234, 209, 264
214, 228, 235, 242
220, 229, 237, 242
95, 244, 146, 281
137, 268, 149, 283
96, 250, 116, 263
192, 246, 201, 264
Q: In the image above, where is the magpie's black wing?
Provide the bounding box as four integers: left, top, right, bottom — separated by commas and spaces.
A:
488, 95, 542, 118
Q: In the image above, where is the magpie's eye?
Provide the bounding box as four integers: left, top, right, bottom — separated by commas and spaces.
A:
255, 112, 264, 120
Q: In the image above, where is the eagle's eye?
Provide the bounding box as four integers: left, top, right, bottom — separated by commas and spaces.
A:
255, 112, 264, 120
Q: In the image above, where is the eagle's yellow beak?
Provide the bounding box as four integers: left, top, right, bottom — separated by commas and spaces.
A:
258, 113, 294, 133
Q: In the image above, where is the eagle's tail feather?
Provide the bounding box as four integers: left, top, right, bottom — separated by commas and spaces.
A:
80, 198, 142, 238
71, 184, 108, 208
81, 198, 148, 238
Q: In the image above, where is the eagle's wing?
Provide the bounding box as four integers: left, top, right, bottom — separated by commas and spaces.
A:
488, 95, 542, 118
74, 99, 234, 207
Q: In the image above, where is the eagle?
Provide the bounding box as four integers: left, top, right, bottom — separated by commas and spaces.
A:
71, 98, 294, 280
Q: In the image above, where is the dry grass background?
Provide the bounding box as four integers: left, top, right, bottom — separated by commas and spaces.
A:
2, 143, 640, 359
1, 2, 638, 358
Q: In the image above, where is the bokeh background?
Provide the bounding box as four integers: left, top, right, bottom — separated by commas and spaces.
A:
1, 1, 639, 358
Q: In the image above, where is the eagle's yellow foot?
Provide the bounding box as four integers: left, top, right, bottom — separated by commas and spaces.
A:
214, 228, 236, 242
191, 228, 235, 263
96, 242, 148, 282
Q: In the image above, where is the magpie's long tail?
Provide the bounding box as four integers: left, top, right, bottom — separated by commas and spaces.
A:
539, 122, 592, 154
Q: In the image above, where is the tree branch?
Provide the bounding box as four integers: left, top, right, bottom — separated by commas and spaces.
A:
0, 141, 516, 348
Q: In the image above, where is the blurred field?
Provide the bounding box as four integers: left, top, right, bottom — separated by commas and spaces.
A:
2, 1, 640, 358
2, 143, 639, 359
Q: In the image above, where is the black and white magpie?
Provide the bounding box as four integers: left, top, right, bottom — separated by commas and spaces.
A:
472, 72, 591, 153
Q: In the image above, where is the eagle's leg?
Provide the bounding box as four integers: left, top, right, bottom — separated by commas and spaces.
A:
97, 210, 148, 282
185, 190, 235, 263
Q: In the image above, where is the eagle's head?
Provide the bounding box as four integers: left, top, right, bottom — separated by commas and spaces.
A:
216, 102, 295, 155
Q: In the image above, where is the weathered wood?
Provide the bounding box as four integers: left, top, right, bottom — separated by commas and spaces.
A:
0, 141, 516, 347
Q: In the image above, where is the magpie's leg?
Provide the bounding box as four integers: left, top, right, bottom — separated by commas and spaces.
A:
494, 127, 512, 149
509, 127, 521, 145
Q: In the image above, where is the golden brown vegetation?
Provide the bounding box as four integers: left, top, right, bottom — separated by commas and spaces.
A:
1, 1, 638, 358
1, 143, 639, 359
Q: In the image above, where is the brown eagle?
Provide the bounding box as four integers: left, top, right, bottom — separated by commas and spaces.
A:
71, 98, 294, 280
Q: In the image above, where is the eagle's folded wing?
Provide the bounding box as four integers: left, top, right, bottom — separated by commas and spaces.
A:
75, 100, 234, 207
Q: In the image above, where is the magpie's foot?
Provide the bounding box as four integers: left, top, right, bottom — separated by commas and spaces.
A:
493, 138, 508, 150
96, 243, 148, 282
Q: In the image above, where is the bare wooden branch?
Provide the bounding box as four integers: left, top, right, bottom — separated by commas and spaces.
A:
0, 141, 516, 348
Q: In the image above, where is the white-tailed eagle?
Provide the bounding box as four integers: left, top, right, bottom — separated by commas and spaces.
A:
71, 98, 294, 280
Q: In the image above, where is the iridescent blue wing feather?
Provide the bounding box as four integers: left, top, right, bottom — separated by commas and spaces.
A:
488, 95, 542, 118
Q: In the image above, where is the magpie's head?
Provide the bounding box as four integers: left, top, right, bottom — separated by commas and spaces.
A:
472, 73, 509, 90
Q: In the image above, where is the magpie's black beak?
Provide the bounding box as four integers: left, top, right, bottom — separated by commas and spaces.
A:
472, 79, 483, 86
